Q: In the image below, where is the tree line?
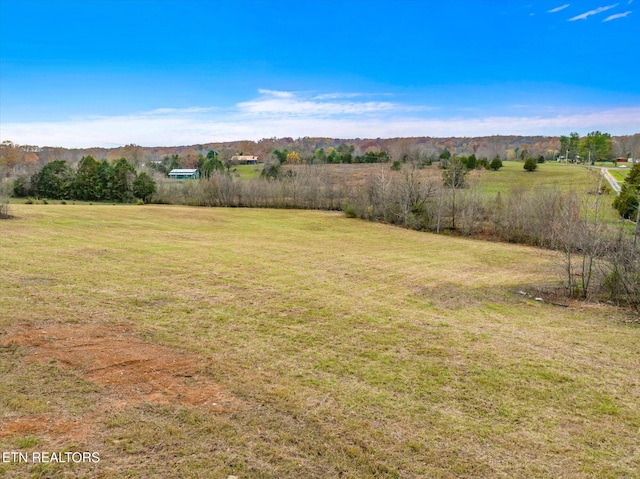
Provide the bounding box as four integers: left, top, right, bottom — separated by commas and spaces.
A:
12, 156, 157, 203
559, 131, 614, 163
3, 133, 639, 178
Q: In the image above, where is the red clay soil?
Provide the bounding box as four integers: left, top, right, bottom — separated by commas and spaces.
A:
1, 323, 233, 445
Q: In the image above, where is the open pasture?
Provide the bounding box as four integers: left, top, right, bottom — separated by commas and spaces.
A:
472, 161, 604, 196
285, 160, 605, 194
1, 205, 639, 478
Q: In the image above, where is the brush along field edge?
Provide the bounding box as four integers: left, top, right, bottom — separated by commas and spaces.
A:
0, 204, 639, 478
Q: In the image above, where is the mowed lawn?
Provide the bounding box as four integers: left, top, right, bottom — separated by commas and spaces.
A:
1, 205, 639, 478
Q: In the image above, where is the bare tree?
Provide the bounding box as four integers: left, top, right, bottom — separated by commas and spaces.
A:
442, 158, 467, 230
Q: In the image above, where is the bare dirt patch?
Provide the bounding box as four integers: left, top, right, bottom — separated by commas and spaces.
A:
4, 323, 230, 410
0, 414, 99, 444
1, 323, 234, 445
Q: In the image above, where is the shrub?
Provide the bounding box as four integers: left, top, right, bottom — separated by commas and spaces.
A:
466, 154, 477, 170
343, 203, 358, 218
391, 161, 402, 171
613, 164, 640, 219
523, 158, 538, 171
490, 157, 503, 171
12, 176, 30, 197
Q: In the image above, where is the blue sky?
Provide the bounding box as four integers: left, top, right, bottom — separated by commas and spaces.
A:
1, 0, 638, 147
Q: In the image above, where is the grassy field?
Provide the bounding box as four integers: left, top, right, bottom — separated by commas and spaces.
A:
472, 161, 603, 196
285, 161, 605, 195
1, 205, 639, 478
230, 164, 264, 180
609, 169, 630, 183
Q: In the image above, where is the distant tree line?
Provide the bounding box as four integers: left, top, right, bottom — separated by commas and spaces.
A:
559, 131, 613, 163
12, 156, 156, 203
273, 146, 391, 165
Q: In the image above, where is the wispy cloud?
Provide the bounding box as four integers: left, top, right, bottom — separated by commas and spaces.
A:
603, 10, 632, 20
569, 3, 619, 20
142, 107, 217, 116
2, 91, 639, 148
312, 92, 366, 100
236, 90, 401, 117
257, 89, 294, 98
548, 4, 570, 13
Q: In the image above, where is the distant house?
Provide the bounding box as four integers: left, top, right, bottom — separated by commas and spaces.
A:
231, 155, 261, 165
168, 168, 200, 179
617, 157, 628, 163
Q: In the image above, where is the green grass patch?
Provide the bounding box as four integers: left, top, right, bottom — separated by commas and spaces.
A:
1, 205, 639, 478
474, 161, 602, 196
609, 169, 630, 182
230, 164, 264, 180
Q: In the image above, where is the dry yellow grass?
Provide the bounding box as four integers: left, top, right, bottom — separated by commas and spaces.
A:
1, 204, 639, 478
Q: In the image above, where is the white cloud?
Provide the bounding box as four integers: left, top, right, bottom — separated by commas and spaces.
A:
603, 10, 632, 20
257, 89, 294, 98
312, 92, 365, 100
548, 4, 570, 13
569, 3, 619, 20
236, 90, 404, 117
1, 90, 639, 148
142, 107, 217, 115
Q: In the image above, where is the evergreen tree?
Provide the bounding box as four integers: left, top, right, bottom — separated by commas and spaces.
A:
73, 156, 102, 200
490, 157, 503, 171
133, 172, 157, 203
31, 160, 73, 199
523, 158, 538, 171
613, 164, 640, 219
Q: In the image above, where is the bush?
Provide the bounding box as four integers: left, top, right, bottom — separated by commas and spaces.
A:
613, 189, 638, 219
523, 158, 538, 171
490, 157, 503, 171
12, 176, 30, 197
613, 164, 640, 219
343, 203, 358, 218
466, 154, 477, 170
391, 161, 402, 171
